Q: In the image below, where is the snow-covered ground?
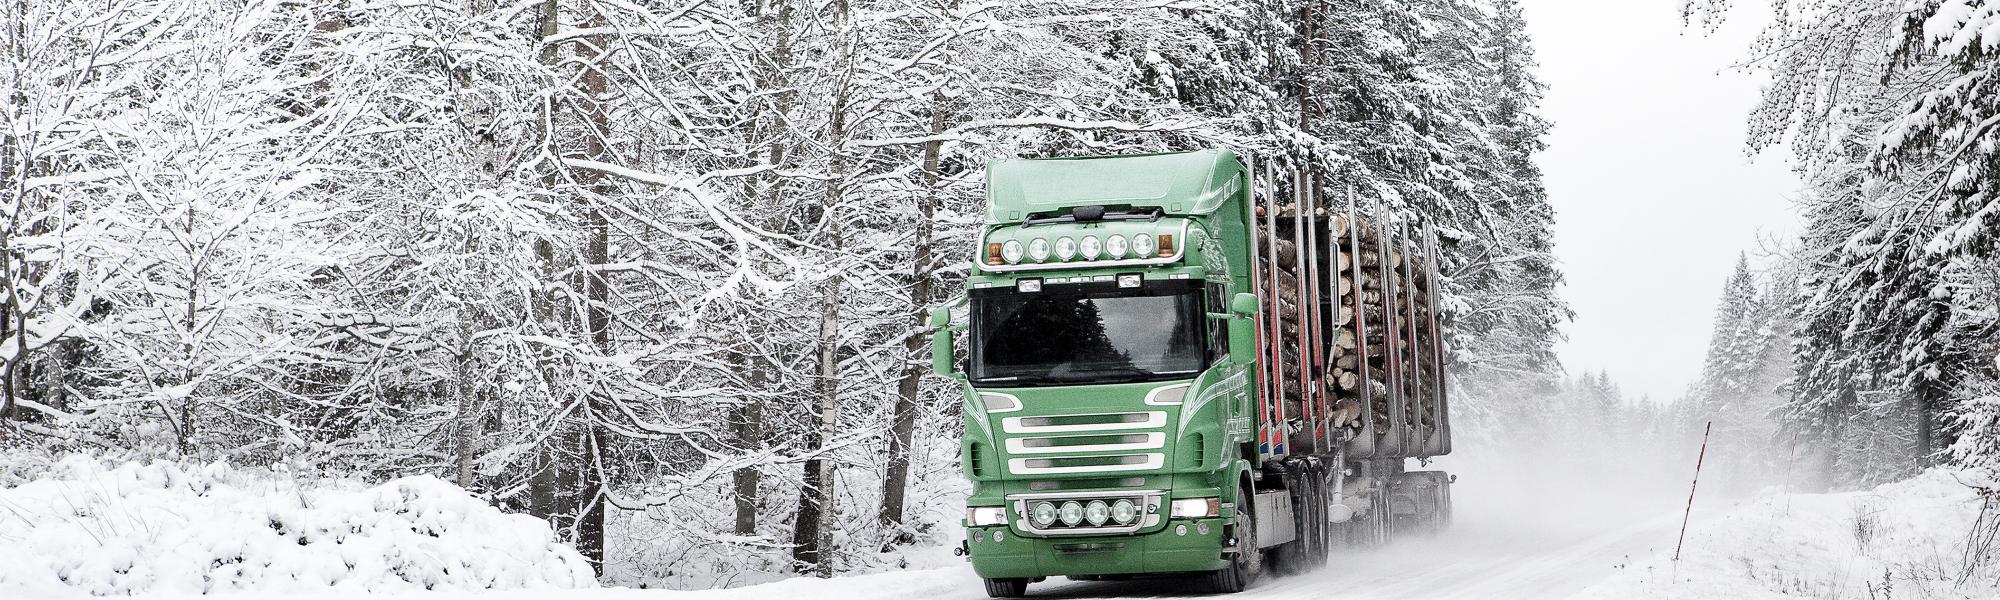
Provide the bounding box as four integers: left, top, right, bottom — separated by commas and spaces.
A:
6, 458, 1992, 599
1576, 469, 1999, 599
0, 457, 594, 597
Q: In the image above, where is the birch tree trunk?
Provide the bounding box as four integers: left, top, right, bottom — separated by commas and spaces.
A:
794, 1, 850, 575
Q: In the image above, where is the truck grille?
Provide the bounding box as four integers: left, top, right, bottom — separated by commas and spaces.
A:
1000, 411, 1167, 476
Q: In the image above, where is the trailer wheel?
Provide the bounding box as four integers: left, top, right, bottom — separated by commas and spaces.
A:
1204, 486, 1261, 593
983, 578, 1029, 598
1309, 461, 1332, 567
1399, 471, 1451, 536
1369, 482, 1392, 546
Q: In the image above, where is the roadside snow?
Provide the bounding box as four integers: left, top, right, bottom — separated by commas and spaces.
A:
1576, 469, 1999, 599
0, 457, 595, 597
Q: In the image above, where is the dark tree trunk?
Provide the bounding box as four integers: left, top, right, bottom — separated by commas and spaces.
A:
573, 2, 615, 572
879, 98, 945, 537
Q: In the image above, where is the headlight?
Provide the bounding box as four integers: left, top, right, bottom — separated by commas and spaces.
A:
1111, 499, 1138, 524
1001, 239, 1024, 264
1132, 233, 1157, 258
1170, 497, 1220, 518
1054, 237, 1077, 261
1028, 238, 1051, 262
1031, 501, 1059, 527
1059, 501, 1084, 526
967, 506, 1008, 527
1080, 236, 1102, 260
1085, 500, 1110, 526
1105, 234, 1129, 259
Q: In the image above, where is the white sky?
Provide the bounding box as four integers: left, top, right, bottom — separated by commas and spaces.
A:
1519, 0, 1801, 401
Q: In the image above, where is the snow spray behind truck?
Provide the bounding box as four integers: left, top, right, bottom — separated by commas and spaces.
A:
929, 150, 1453, 597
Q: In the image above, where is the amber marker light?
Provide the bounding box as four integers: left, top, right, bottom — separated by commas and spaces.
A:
986, 242, 1004, 265
1157, 234, 1174, 257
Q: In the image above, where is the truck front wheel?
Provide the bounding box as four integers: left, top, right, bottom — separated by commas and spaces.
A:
1204, 487, 1261, 593
983, 578, 1029, 598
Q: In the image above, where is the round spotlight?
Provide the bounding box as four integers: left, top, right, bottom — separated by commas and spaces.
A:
1105, 235, 1129, 259
1000, 240, 1024, 264
1080, 236, 1102, 260
1084, 500, 1110, 527
1132, 233, 1157, 258
1031, 502, 1058, 528
1058, 501, 1084, 527
1054, 237, 1077, 261
1027, 238, 1051, 262
1110, 499, 1137, 525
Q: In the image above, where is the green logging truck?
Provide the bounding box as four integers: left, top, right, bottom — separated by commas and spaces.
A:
930, 150, 1454, 597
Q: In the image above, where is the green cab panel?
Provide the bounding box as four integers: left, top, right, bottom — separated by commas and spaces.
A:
965, 519, 1231, 578
984, 150, 1245, 224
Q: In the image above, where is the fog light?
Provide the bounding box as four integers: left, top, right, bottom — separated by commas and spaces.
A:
1017, 278, 1042, 293
1059, 501, 1084, 526
1133, 233, 1156, 257
1084, 500, 1110, 526
1001, 239, 1024, 264
1110, 499, 1137, 524
1027, 238, 1051, 262
1080, 236, 1102, 260
1055, 237, 1077, 261
1117, 274, 1142, 288
1031, 502, 1058, 527
1106, 235, 1129, 258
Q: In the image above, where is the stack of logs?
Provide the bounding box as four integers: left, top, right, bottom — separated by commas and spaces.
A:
1255, 202, 1444, 457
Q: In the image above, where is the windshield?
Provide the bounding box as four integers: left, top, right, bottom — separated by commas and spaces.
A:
969, 284, 1207, 386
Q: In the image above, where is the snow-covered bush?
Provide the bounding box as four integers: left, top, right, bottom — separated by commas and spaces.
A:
0, 456, 595, 596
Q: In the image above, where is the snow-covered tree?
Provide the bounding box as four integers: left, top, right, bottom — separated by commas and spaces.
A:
1691, 0, 2000, 487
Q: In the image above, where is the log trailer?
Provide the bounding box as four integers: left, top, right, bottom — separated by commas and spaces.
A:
929, 150, 1454, 597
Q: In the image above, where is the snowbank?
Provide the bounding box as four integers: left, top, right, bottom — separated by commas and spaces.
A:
1577, 469, 2000, 599
0, 456, 595, 597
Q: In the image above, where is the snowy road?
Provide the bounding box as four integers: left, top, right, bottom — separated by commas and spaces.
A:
642, 460, 1696, 600
641, 511, 1683, 600
639, 463, 1693, 600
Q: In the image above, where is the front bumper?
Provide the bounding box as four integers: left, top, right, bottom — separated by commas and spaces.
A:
965, 518, 1231, 578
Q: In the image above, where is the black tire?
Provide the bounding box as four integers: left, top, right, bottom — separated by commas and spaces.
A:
1204, 487, 1261, 593
1369, 483, 1392, 546
1308, 462, 1331, 567
983, 578, 1029, 598
1267, 466, 1310, 576
1270, 460, 1329, 575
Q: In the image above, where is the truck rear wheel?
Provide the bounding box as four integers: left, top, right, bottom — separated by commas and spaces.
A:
1269, 459, 1329, 575
983, 578, 1029, 598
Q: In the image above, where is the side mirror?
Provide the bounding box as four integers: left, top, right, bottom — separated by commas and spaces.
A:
930, 307, 959, 378
1228, 293, 1257, 364
1230, 292, 1258, 317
